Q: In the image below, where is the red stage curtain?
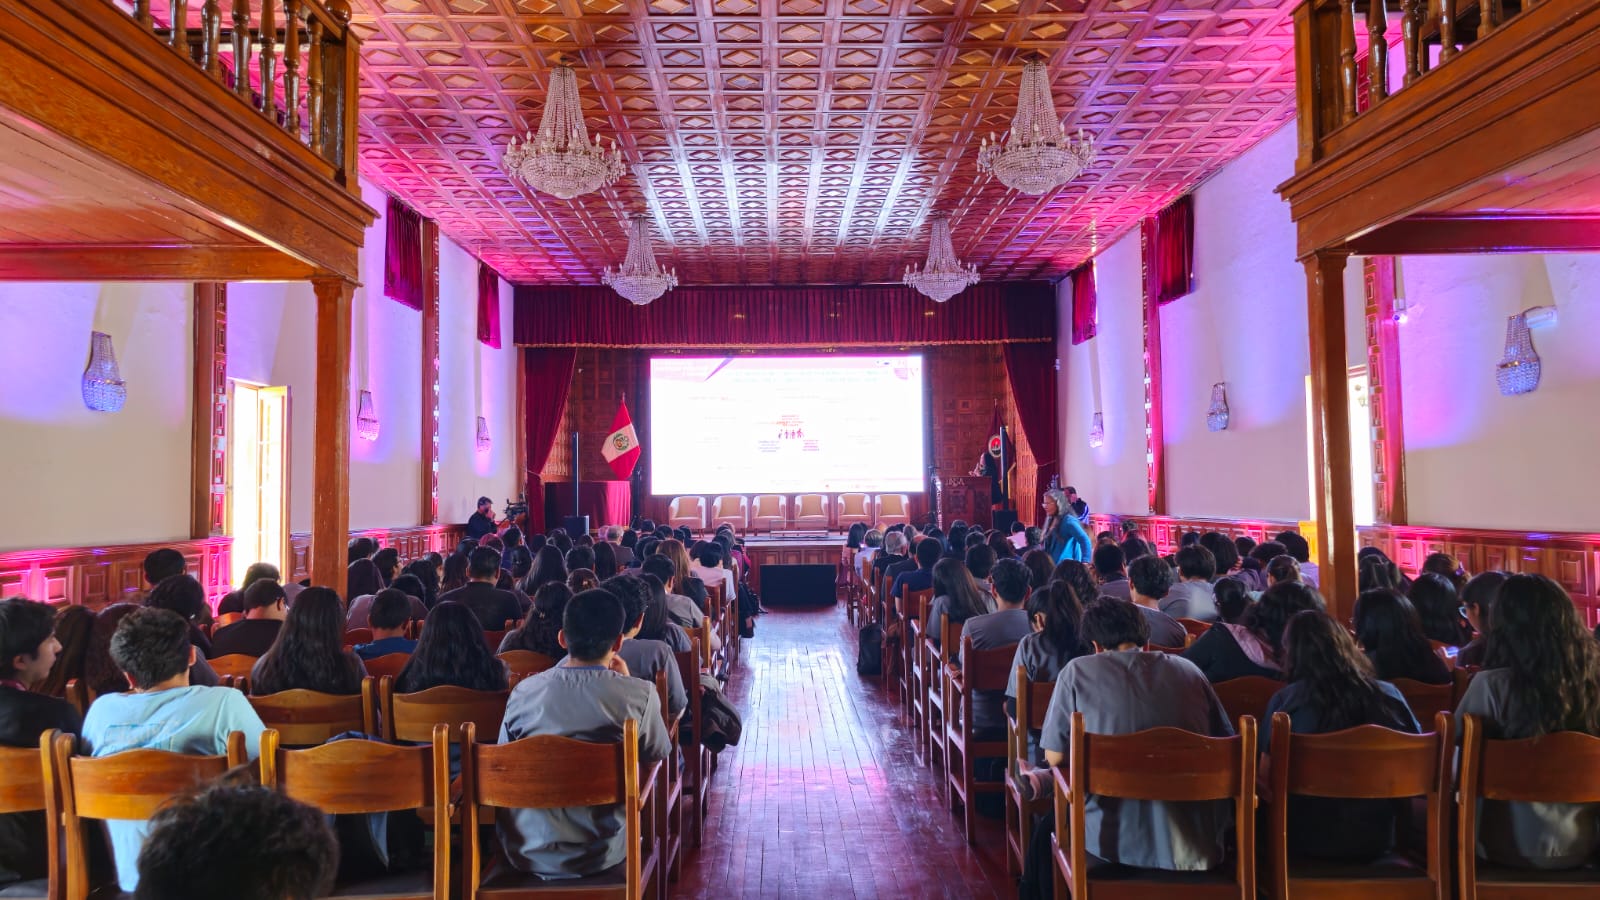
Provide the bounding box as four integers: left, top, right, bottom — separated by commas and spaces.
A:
1146, 195, 1195, 306
522, 348, 577, 534
477, 262, 501, 349
512, 282, 1055, 348
383, 197, 424, 310
1003, 342, 1059, 522
1069, 262, 1097, 345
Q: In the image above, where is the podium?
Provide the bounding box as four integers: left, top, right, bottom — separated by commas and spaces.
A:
933, 475, 990, 531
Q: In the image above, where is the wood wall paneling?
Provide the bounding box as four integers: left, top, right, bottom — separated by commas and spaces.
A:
192, 283, 229, 537
287, 524, 466, 585
1363, 256, 1407, 525
0, 538, 233, 611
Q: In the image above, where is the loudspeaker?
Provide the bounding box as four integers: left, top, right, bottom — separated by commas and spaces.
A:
991, 509, 1019, 533
562, 515, 590, 537
761, 564, 837, 606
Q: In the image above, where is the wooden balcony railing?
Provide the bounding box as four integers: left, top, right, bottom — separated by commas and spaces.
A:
117, 0, 359, 182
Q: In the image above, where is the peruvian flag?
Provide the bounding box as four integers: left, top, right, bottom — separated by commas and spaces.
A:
601, 400, 642, 479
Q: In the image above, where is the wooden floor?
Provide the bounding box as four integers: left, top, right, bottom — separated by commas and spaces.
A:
677, 603, 1016, 898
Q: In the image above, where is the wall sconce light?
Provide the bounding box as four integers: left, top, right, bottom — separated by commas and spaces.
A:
1496, 312, 1542, 396
1088, 412, 1104, 448
476, 416, 492, 452
356, 390, 380, 441
1206, 382, 1230, 432
81, 331, 127, 412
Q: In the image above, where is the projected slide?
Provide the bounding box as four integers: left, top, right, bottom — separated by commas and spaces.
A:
649, 355, 925, 495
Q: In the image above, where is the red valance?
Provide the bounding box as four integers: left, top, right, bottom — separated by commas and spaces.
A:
383, 197, 425, 311
1145, 195, 1195, 306
477, 262, 501, 349
1069, 262, 1097, 345
512, 282, 1055, 348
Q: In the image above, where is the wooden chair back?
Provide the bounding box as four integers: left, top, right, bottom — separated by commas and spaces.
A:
460, 719, 645, 900
1212, 675, 1283, 729
1458, 714, 1600, 899
247, 678, 376, 746
379, 675, 510, 744
1267, 711, 1451, 900
497, 649, 557, 679
1177, 617, 1213, 641
676, 637, 710, 847
361, 652, 411, 680
1054, 712, 1257, 900
1452, 666, 1478, 706
1, 730, 61, 896
208, 653, 257, 679
64, 678, 90, 717
342, 627, 374, 647
1006, 667, 1057, 873
482, 629, 510, 651
1392, 677, 1456, 727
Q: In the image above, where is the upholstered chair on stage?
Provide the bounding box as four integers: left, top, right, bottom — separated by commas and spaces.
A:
793, 494, 829, 529
668, 496, 707, 532
750, 495, 786, 532
875, 494, 910, 528
710, 495, 749, 531
837, 493, 872, 529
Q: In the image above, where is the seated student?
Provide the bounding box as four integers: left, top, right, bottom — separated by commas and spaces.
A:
1126, 555, 1189, 649
961, 558, 1033, 737
1018, 597, 1234, 897
1199, 533, 1241, 581
689, 542, 737, 602
347, 576, 429, 628
966, 544, 998, 598
1213, 576, 1253, 626
395, 602, 508, 694
1408, 572, 1470, 647
351, 589, 419, 661
568, 568, 600, 594
640, 557, 720, 653
592, 542, 619, 581
497, 589, 672, 878
81, 609, 266, 893
1455, 574, 1600, 870
925, 558, 994, 654
890, 536, 944, 605
1183, 581, 1323, 683
211, 579, 289, 658
871, 529, 910, 583
439, 547, 523, 632
1359, 549, 1405, 593
1165, 546, 1220, 622
856, 530, 883, 579
130, 548, 188, 608
1021, 549, 1055, 592
520, 546, 568, 598
250, 588, 368, 696
1004, 577, 1091, 754
602, 576, 687, 719
1264, 610, 1420, 861
1456, 571, 1507, 669
88, 603, 219, 696
1353, 589, 1452, 685
145, 573, 215, 658
499, 582, 572, 661
1275, 530, 1319, 588
1266, 555, 1301, 588
1091, 543, 1132, 601
135, 783, 337, 900
566, 546, 596, 576
216, 562, 283, 617
347, 559, 384, 614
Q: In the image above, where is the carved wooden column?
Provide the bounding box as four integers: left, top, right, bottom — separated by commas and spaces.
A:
420, 219, 441, 525
1140, 222, 1167, 515
311, 277, 354, 589
1364, 257, 1408, 525
191, 283, 228, 539
1305, 251, 1359, 619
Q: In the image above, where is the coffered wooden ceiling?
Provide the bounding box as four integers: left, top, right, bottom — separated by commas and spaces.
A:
350, 0, 1298, 286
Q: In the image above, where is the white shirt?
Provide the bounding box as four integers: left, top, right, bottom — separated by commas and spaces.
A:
691, 563, 736, 601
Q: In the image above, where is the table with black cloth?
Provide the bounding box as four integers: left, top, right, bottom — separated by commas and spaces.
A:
544, 481, 631, 532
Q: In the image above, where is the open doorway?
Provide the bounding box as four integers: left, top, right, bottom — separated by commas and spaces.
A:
230, 382, 289, 586
1304, 370, 1377, 529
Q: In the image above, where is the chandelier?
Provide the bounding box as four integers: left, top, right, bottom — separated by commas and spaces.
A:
977, 55, 1095, 195
904, 216, 979, 303
603, 215, 678, 306
503, 62, 623, 200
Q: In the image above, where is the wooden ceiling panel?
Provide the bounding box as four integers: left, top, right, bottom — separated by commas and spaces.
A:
351, 0, 1297, 284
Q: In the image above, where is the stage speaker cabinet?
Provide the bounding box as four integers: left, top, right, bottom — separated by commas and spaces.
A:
760, 564, 837, 607
562, 515, 591, 537
992, 509, 1019, 533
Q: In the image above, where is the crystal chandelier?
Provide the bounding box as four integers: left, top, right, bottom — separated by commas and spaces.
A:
978, 55, 1095, 195
603, 215, 678, 306
503, 61, 623, 200
904, 216, 979, 303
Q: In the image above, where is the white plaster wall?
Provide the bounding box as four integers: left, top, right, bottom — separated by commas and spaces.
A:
1159, 124, 1313, 522
1398, 252, 1600, 532
0, 282, 194, 549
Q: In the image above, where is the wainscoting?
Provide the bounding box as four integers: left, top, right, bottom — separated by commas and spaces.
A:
287, 524, 466, 583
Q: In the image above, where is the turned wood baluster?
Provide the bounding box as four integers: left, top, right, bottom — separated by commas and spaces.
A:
169, 0, 189, 54
133, 0, 153, 29
202, 0, 222, 76
259, 0, 277, 117
1440, 0, 1458, 62
1400, 0, 1421, 85
307, 17, 326, 156
1339, 0, 1358, 122
1367, 0, 1389, 105
283, 1, 303, 138
232, 0, 253, 99
1481, 0, 1503, 35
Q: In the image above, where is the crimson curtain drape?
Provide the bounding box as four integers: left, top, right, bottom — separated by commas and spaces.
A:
513, 282, 1055, 347
1003, 342, 1059, 523
383, 197, 424, 310
1146, 195, 1195, 306
522, 348, 577, 534
1069, 262, 1097, 345
477, 262, 501, 349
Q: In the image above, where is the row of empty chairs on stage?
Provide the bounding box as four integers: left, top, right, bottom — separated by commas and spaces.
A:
667, 492, 910, 532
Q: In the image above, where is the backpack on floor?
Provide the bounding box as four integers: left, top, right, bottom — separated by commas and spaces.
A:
698, 674, 743, 752
856, 622, 883, 677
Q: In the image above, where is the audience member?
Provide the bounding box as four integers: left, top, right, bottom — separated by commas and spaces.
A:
987, 531, 1015, 561
1119, 535, 1152, 563
1421, 552, 1468, 594
347, 575, 428, 628
403, 558, 442, 608
81, 608, 265, 892
642, 556, 712, 646
1457, 571, 1507, 668
871, 530, 910, 585
605, 577, 687, 718
499, 582, 572, 661
465, 496, 497, 540
91, 603, 218, 695
608, 526, 636, 568
613, 574, 693, 654
351, 589, 419, 661
1353, 589, 1452, 685
145, 573, 215, 657
925, 558, 993, 653
371, 547, 401, 587
211, 579, 288, 658
1234, 536, 1257, 560
658, 539, 709, 612
965, 544, 997, 588
38, 604, 93, 698
496, 589, 671, 878
1126, 555, 1187, 649
250, 588, 367, 696
1064, 486, 1090, 523
690, 543, 737, 602
1199, 532, 1240, 580
439, 547, 523, 631
349, 537, 379, 563
1275, 531, 1318, 587
522, 545, 568, 597
1183, 581, 1324, 682
140, 548, 188, 598
216, 562, 282, 616
1165, 546, 1219, 621
1213, 576, 1252, 626
395, 602, 508, 694
440, 553, 470, 595
592, 541, 619, 581
960, 558, 1032, 735
0, 598, 82, 884
1266, 555, 1301, 588
1021, 549, 1054, 591
1358, 551, 1403, 593
347, 558, 383, 609
1250, 541, 1288, 569
1023, 526, 1043, 554
568, 568, 599, 593
891, 537, 945, 610
1004, 578, 1090, 743
134, 783, 337, 900
565, 546, 596, 575
1091, 543, 1132, 601
1408, 572, 1469, 647
856, 530, 883, 579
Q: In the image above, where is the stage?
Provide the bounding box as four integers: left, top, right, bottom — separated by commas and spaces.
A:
741, 533, 844, 603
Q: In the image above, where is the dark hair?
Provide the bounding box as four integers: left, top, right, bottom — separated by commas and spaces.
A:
347, 559, 383, 601
368, 589, 412, 632
468, 547, 503, 580
932, 558, 988, 626
109, 607, 192, 690
1281, 610, 1385, 732
0, 598, 59, 681
395, 602, 507, 694
85, 604, 141, 695
1091, 543, 1125, 579
1199, 533, 1239, 575
146, 574, 208, 623
1421, 552, 1467, 593
575, 534, 595, 548
503, 582, 572, 660
1250, 540, 1287, 565
134, 783, 336, 900
348, 537, 378, 564
620, 529, 638, 549
1119, 536, 1151, 562
142, 549, 186, 587
503, 526, 523, 547
1234, 536, 1257, 559
390, 574, 426, 607
441, 554, 470, 594
965, 530, 987, 551
524, 546, 568, 596
1246, 582, 1325, 666
551, 531, 573, 556
1180, 531, 1202, 548
1407, 572, 1467, 645
1021, 550, 1055, 590
371, 547, 401, 583
640, 554, 676, 588
634, 574, 672, 643
240, 562, 281, 593
1359, 553, 1402, 592
605, 573, 650, 631
1353, 588, 1439, 683
1024, 526, 1043, 547
914, 537, 943, 569
565, 546, 596, 574
40, 605, 94, 697
1214, 577, 1252, 625
1176, 545, 1217, 581
1275, 531, 1312, 564
986, 532, 1014, 560
1081, 598, 1150, 649
1127, 555, 1174, 602
242, 579, 286, 613
563, 588, 626, 661
251, 588, 363, 696
402, 560, 440, 606
990, 558, 1030, 605
846, 522, 866, 549
639, 519, 657, 533
946, 524, 969, 556
964, 544, 997, 581
592, 542, 618, 581
1461, 571, 1508, 629
1484, 574, 1600, 738
1266, 555, 1301, 585
1029, 580, 1087, 658
1011, 520, 1027, 534
568, 569, 599, 593
698, 542, 725, 568
1049, 560, 1100, 610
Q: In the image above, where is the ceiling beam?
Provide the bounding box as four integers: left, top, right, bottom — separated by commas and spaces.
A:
0, 243, 324, 281
1343, 214, 1600, 255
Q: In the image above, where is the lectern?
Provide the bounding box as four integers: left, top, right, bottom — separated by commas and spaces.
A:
933, 475, 989, 531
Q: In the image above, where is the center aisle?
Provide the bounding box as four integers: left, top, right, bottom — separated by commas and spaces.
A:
677, 605, 1015, 898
